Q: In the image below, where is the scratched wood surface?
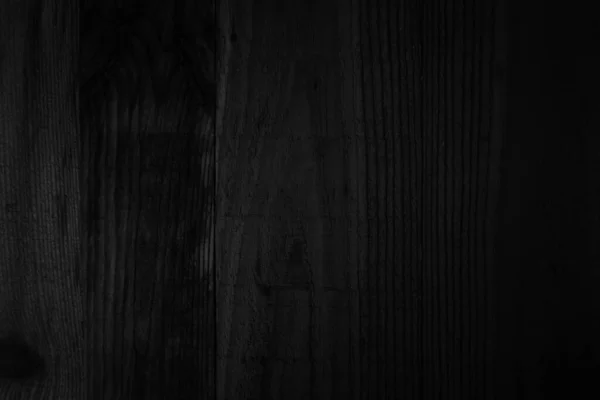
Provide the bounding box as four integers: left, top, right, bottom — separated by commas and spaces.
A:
216, 0, 502, 399
0, 0, 84, 398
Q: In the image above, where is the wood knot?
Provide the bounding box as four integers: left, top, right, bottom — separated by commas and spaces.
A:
0, 334, 46, 381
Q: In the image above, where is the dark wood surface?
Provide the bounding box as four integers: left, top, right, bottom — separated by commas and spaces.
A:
495, 1, 600, 398
217, 0, 500, 398
1, 0, 599, 399
0, 0, 84, 398
79, 0, 216, 398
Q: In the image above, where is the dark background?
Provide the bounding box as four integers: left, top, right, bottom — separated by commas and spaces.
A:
0, 0, 599, 399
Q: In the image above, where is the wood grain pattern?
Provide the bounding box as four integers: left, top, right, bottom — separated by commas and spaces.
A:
80, 0, 216, 398
216, 0, 361, 397
0, 0, 83, 398
217, 0, 502, 398
81, 97, 214, 398
6, 0, 600, 398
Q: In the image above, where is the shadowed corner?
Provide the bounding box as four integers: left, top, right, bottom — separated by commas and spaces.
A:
0, 334, 46, 382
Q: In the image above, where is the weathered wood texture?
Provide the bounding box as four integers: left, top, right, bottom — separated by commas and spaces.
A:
80, 0, 216, 398
217, 0, 502, 399
0, 0, 84, 398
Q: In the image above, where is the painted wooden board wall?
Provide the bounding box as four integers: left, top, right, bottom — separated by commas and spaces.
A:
216, 0, 502, 399
2, 0, 600, 399
1, 0, 217, 398
79, 0, 216, 398
494, 1, 600, 398
0, 0, 83, 398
